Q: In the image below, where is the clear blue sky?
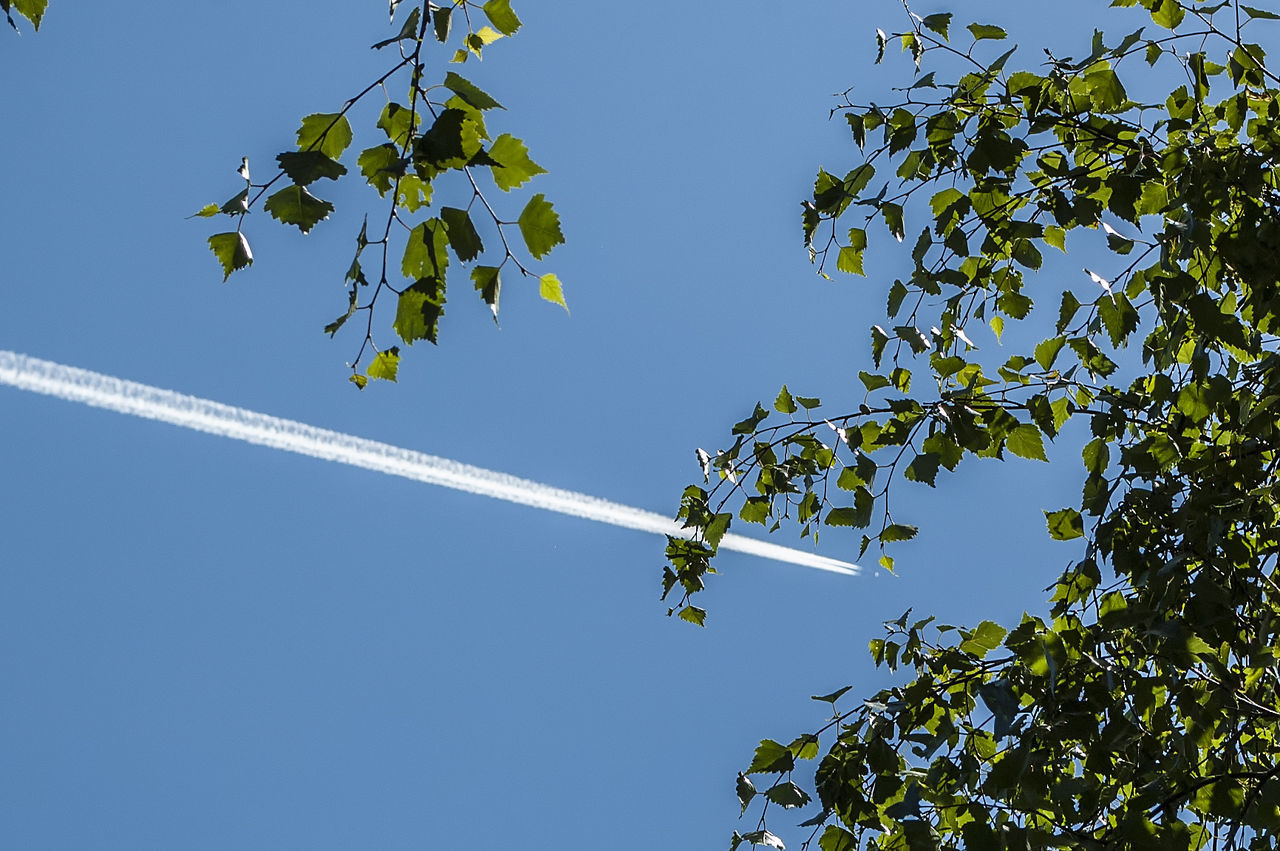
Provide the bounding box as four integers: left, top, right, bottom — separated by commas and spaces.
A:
1, 2, 1116, 847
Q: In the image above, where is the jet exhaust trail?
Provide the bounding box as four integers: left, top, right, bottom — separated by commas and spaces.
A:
0, 350, 859, 576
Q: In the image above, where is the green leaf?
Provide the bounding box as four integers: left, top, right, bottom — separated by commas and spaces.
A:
741, 831, 785, 850
836, 245, 865, 275
394, 277, 447, 345
358, 144, 403, 195
1085, 66, 1127, 112
881, 523, 918, 542
439, 207, 484, 263
11, 0, 45, 29
1034, 336, 1066, 370
377, 102, 419, 146
678, 605, 707, 627
1243, 5, 1280, 20
967, 22, 1007, 40
415, 108, 484, 171
295, 113, 354, 161
190, 203, 220, 218
1083, 437, 1110, 474
739, 497, 770, 525
397, 175, 433, 212
961, 620, 1008, 655
487, 134, 547, 191
1006, 424, 1048, 461
825, 487, 874, 527
844, 163, 876, 196
819, 826, 858, 851
922, 13, 951, 40
472, 266, 501, 322
811, 685, 852, 704
1045, 508, 1084, 540
788, 735, 819, 760
482, 0, 522, 35
517, 193, 564, 259
764, 781, 811, 809
736, 773, 756, 814
748, 740, 795, 773
431, 5, 451, 42
775, 385, 797, 414
219, 189, 249, 216
264, 185, 334, 234
275, 151, 347, 186
732, 403, 769, 435
466, 26, 504, 57
324, 289, 359, 337
539, 273, 568, 313
366, 347, 401, 382
207, 232, 253, 281
442, 71, 504, 111
904, 453, 941, 486
402, 219, 450, 280
1150, 0, 1184, 29
372, 6, 420, 49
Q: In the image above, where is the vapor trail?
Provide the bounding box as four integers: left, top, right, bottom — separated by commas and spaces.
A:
0, 350, 858, 576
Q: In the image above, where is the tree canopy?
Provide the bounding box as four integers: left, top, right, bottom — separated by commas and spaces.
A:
660, 0, 1280, 848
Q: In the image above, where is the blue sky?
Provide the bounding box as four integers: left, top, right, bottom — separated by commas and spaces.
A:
1, 2, 1118, 847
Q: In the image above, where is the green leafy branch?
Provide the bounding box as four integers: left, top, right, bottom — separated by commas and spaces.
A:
192, 0, 566, 387
709, 1, 1280, 848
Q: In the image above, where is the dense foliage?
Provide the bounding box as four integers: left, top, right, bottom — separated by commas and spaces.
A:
660, 1, 1280, 848
191, 0, 565, 386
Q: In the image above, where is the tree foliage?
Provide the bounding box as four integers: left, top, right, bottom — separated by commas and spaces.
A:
188, 0, 564, 387
659, 1, 1280, 848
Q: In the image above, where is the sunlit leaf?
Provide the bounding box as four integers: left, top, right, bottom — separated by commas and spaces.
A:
482, 0, 522, 35
517, 193, 564, 259
264, 185, 334, 234
539, 273, 568, 313
295, 113, 354, 161
207, 232, 253, 281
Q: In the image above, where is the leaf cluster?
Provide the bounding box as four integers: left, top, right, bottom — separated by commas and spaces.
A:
192, 0, 566, 386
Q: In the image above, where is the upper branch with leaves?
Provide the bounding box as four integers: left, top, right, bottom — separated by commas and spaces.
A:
192, 0, 567, 387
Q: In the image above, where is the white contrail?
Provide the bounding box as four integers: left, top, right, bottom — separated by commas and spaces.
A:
0, 350, 859, 576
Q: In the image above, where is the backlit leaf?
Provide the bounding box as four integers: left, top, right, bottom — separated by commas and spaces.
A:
402, 219, 450, 280
967, 23, 1007, 40
539, 273, 568, 313
366, 347, 401, 382
488, 134, 547, 191
517, 193, 564, 259
276, 151, 347, 186
1006, 424, 1047, 461
394, 277, 446, 345
1045, 508, 1084, 540
440, 206, 484, 263
295, 113, 354, 161
264, 185, 334, 234
207, 232, 253, 282
442, 71, 504, 111
482, 0, 522, 35
472, 266, 501, 322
